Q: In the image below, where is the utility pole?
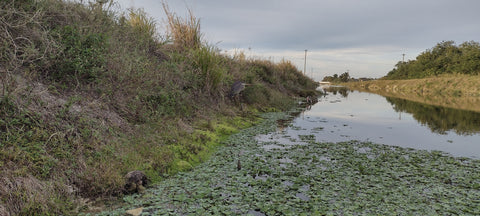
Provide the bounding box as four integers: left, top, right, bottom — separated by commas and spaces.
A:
402, 53, 405, 63
304, 49, 308, 75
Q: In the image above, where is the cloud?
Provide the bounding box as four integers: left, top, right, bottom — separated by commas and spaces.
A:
115, 0, 480, 79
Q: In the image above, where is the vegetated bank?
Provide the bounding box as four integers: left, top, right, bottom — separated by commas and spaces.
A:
0, 0, 318, 215
343, 74, 480, 112
344, 40, 480, 112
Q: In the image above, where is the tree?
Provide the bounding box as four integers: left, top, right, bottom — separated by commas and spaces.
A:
339, 71, 350, 82
384, 40, 480, 79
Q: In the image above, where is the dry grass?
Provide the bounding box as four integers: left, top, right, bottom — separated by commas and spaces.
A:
0, 173, 76, 215
127, 8, 158, 39
162, 1, 201, 49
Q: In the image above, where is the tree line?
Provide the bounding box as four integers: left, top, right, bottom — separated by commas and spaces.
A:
322, 71, 375, 83
385, 40, 480, 79
322, 72, 351, 83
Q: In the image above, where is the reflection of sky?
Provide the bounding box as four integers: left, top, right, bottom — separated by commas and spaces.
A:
289, 91, 480, 158
310, 92, 401, 122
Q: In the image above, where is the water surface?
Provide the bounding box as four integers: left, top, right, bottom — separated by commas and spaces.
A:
259, 87, 480, 158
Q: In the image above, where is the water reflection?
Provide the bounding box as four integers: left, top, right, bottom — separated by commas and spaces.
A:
266, 86, 480, 158
321, 86, 480, 136
322, 86, 352, 98
386, 97, 480, 135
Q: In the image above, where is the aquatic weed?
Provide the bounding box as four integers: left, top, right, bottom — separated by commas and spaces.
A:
98, 112, 480, 215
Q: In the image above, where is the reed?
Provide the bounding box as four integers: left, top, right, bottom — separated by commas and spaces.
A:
162, 1, 201, 49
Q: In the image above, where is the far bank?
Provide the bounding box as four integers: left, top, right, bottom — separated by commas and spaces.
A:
341, 74, 480, 113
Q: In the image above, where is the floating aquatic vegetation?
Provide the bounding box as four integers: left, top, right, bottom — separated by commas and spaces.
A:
298, 134, 316, 142
290, 125, 304, 131
96, 112, 480, 216
311, 127, 324, 132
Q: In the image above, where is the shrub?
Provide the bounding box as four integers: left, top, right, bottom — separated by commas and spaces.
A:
127, 8, 158, 40
49, 25, 107, 84
191, 46, 227, 93
250, 60, 276, 84
242, 83, 294, 110
243, 84, 269, 105
141, 89, 192, 117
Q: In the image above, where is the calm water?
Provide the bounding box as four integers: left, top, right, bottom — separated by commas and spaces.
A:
260, 87, 480, 159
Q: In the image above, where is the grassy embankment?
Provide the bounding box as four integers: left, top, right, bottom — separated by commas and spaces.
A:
0, 0, 318, 215
344, 40, 480, 112
343, 74, 480, 112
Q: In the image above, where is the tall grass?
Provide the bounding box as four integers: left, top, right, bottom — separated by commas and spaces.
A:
192, 45, 228, 94
127, 8, 157, 39
162, 1, 201, 49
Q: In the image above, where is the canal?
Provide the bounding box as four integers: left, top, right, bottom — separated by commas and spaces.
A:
258, 86, 480, 158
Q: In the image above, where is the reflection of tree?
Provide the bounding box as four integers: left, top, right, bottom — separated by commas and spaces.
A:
386, 97, 480, 135
323, 87, 351, 98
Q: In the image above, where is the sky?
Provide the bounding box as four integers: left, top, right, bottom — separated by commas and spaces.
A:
113, 0, 480, 80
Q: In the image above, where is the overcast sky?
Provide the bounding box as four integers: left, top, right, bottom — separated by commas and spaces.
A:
114, 0, 480, 80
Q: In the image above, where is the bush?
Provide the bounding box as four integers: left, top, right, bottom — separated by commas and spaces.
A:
126, 8, 158, 40
141, 89, 193, 117
191, 46, 228, 93
49, 25, 107, 84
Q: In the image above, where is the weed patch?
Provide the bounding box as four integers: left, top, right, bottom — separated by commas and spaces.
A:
49, 25, 107, 84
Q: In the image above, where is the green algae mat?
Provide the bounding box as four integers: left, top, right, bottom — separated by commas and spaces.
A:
97, 112, 480, 215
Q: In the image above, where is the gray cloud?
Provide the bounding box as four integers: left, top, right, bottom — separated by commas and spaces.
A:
116, 0, 480, 78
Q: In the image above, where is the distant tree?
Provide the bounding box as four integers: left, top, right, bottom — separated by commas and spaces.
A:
384, 40, 480, 79
456, 41, 480, 75
323, 72, 356, 83
339, 72, 350, 82
322, 76, 334, 82
322, 74, 339, 83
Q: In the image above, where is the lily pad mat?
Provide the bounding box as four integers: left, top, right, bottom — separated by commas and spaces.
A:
97, 112, 480, 215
